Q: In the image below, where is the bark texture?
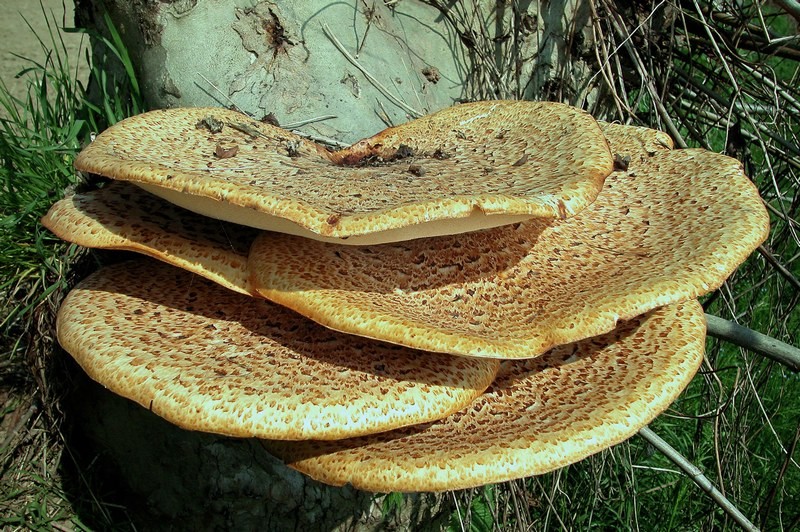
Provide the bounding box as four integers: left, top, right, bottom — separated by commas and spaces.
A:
68, 375, 448, 530
75, 0, 599, 142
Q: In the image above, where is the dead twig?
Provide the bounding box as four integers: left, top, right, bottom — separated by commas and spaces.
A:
757, 244, 800, 292
321, 23, 422, 118
638, 426, 759, 532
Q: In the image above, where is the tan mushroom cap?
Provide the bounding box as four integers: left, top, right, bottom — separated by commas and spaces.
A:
248, 123, 769, 359
42, 181, 258, 295
56, 259, 500, 440
73, 101, 613, 245
264, 299, 706, 492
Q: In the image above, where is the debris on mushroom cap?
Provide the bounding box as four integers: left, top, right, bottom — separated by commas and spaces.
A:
264, 299, 706, 492
41, 182, 258, 295
55, 259, 499, 440
72, 101, 613, 244
248, 123, 769, 359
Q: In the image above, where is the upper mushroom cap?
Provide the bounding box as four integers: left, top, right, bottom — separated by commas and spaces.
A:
264, 299, 706, 492
42, 181, 258, 295
248, 123, 769, 358
56, 259, 499, 440
72, 101, 613, 244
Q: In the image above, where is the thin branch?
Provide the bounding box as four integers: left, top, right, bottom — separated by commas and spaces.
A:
765, 202, 800, 229
772, 0, 800, 24
281, 115, 337, 129
290, 130, 349, 150
757, 244, 800, 292
605, 6, 687, 146
197, 72, 243, 113
688, 0, 784, 204
321, 24, 422, 118
760, 422, 800, 529
738, 62, 800, 116
705, 313, 800, 372
638, 426, 759, 532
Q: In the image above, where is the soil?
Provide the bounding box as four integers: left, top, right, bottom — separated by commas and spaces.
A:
0, 0, 88, 107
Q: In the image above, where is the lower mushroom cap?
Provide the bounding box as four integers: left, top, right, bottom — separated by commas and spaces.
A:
248, 123, 769, 359
56, 259, 499, 440
264, 299, 706, 492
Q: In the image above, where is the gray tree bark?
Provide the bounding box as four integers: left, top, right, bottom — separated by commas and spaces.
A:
70, 375, 448, 530
75, 0, 599, 142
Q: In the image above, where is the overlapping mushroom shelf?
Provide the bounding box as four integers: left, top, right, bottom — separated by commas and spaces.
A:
57, 260, 500, 440
264, 299, 706, 492
248, 124, 767, 358
45, 101, 769, 492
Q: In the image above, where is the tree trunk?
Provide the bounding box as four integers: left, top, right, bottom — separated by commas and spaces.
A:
67, 372, 449, 530
75, 0, 600, 142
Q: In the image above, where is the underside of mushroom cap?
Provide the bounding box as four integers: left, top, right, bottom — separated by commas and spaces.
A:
264, 299, 706, 492
42, 181, 258, 295
248, 123, 769, 359
73, 102, 613, 244
56, 259, 499, 440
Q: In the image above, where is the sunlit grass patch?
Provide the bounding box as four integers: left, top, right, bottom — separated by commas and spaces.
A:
0, 4, 141, 529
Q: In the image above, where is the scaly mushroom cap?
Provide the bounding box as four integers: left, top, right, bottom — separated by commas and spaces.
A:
73, 102, 613, 244
56, 260, 499, 440
264, 299, 706, 492
42, 181, 258, 295
248, 123, 769, 358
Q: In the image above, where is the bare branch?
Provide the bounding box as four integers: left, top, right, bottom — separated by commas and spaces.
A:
321, 24, 422, 119
705, 314, 800, 372
638, 426, 759, 532
772, 0, 800, 24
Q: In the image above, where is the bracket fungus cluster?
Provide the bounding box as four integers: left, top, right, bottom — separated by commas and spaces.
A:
44, 100, 769, 492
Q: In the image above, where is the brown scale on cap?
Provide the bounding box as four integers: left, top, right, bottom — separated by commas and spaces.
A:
264, 299, 706, 492
56, 260, 500, 440
248, 122, 769, 359
73, 101, 613, 244
42, 181, 259, 295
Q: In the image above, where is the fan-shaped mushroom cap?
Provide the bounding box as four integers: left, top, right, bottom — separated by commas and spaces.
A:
73, 101, 613, 245
248, 123, 769, 359
42, 182, 258, 295
264, 299, 706, 492
56, 260, 499, 440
